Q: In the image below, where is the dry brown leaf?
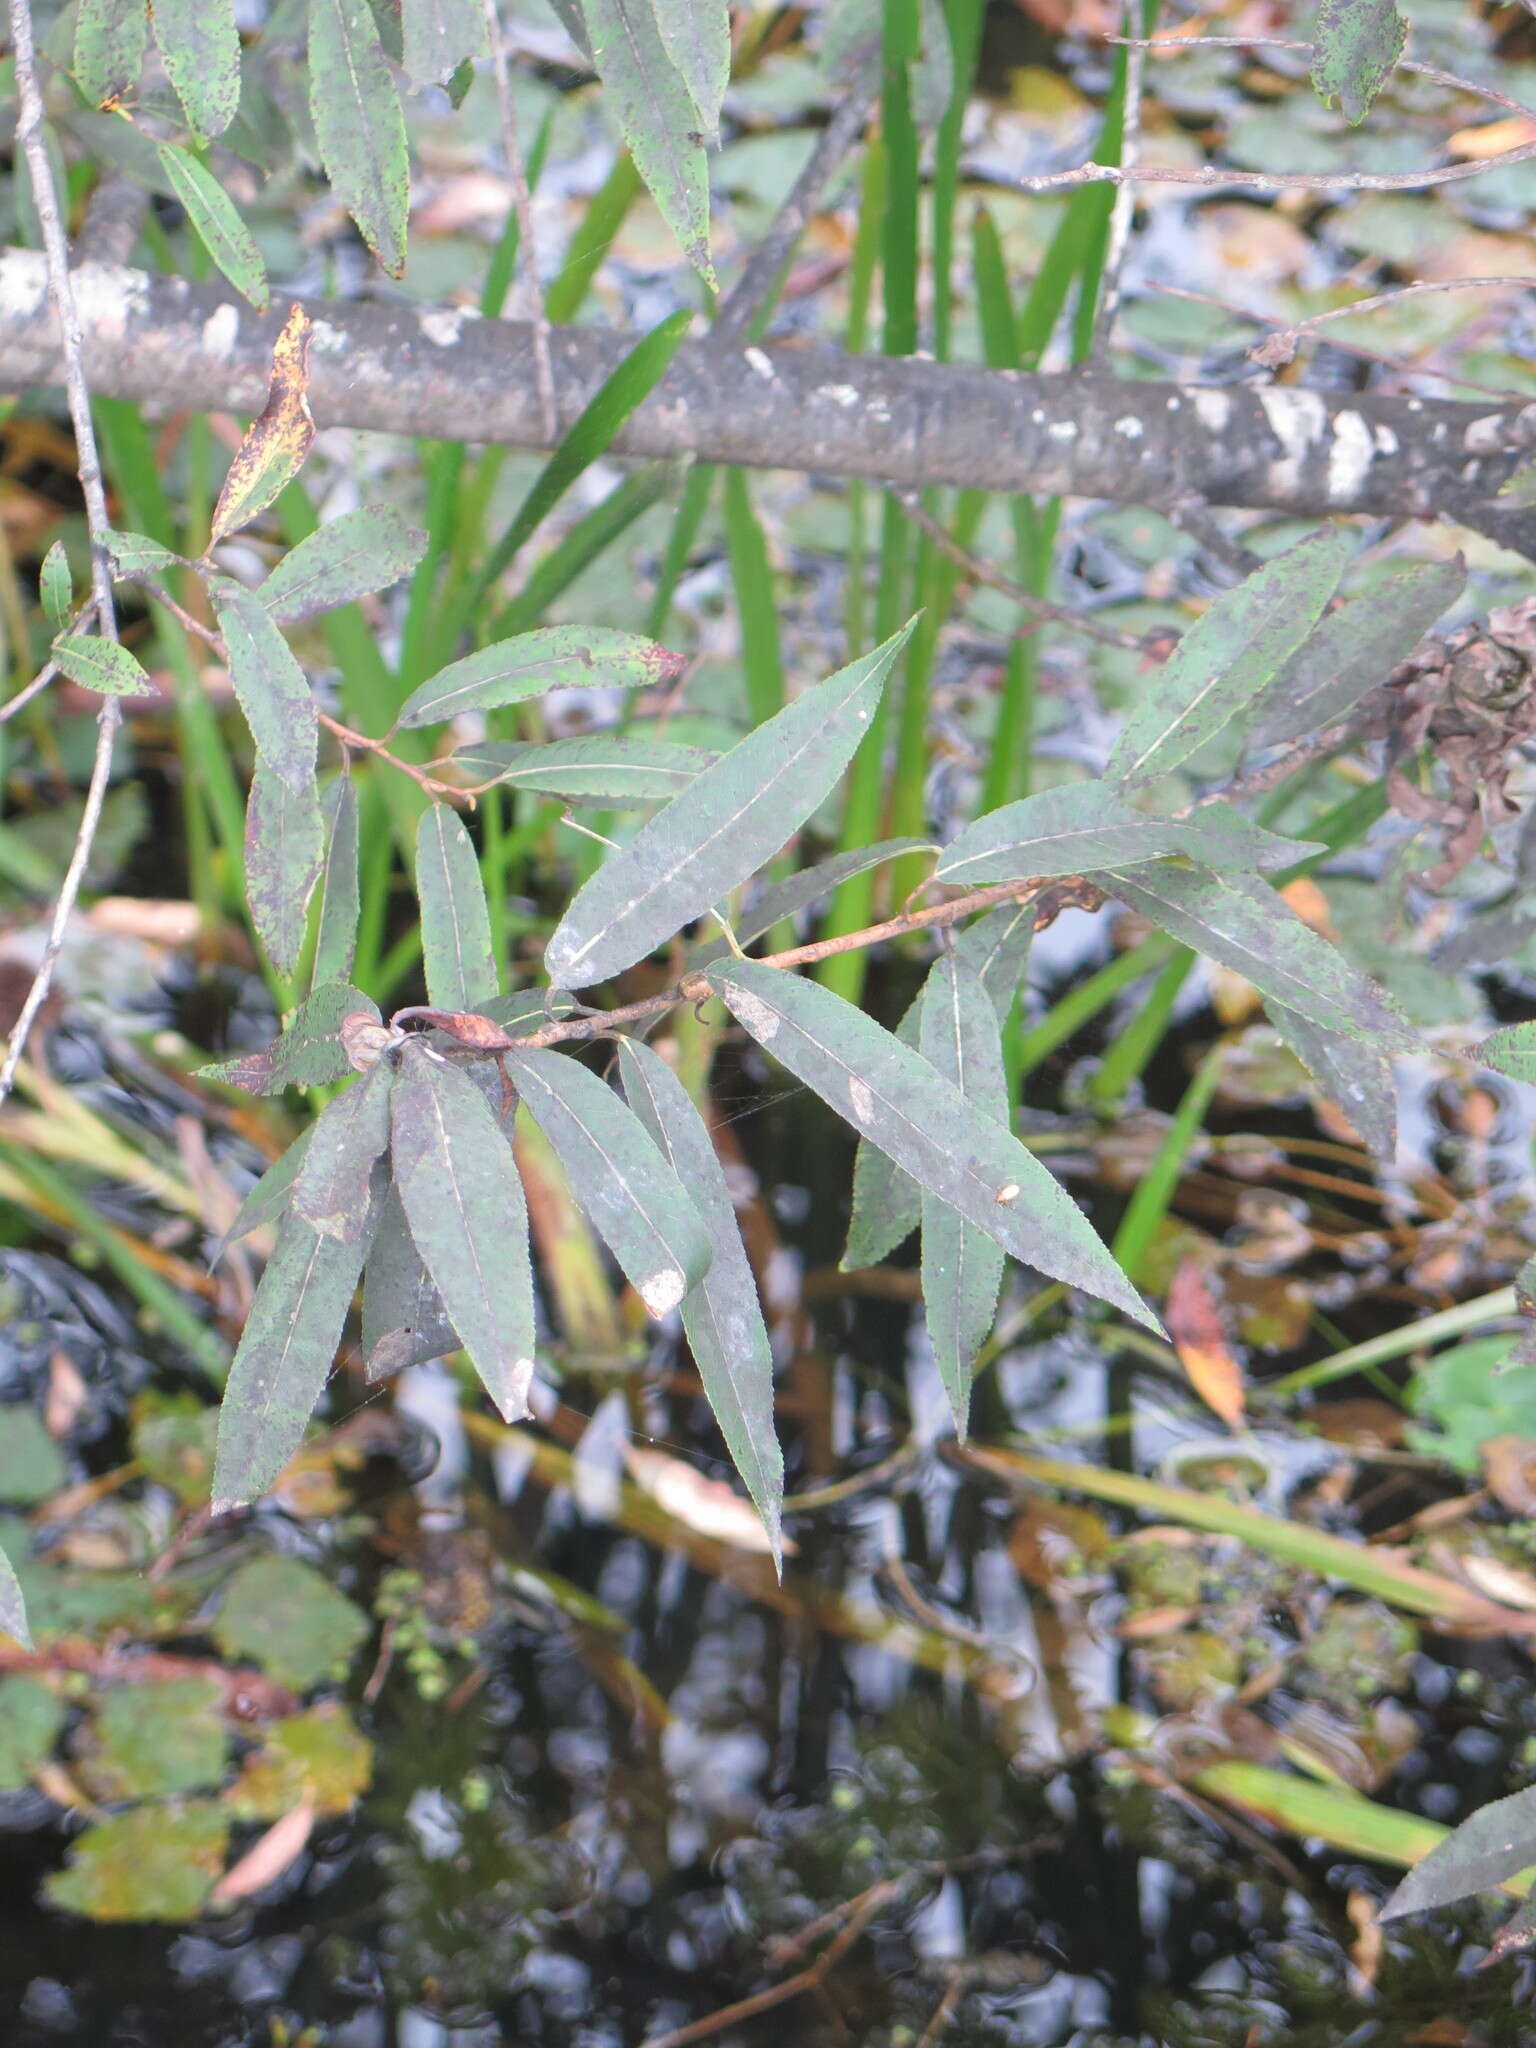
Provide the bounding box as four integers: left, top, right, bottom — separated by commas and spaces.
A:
1166, 1260, 1245, 1428
211, 1799, 315, 1908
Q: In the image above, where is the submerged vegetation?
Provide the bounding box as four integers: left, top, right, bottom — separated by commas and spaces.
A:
3, 0, 1536, 2039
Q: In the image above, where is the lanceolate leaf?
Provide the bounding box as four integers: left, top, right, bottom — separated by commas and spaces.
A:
953, 900, 1035, 1020
244, 760, 324, 976
711, 961, 1157, 1328
731, 837, 934, 950
214, 1129, 312, 1258
918, 959, 1008, 1436
402, 0, 489, 87
0, 1538, 30, 1650
1381, 1784, 1536, 1920
390, 1048, 536, 1421
362, 1185, 461, 1379
1311, 0, 1407, 125
312, 775, 360, 990
212, 1197, 382, 1509
1166, 802, 1322, 873
152, 0, 240, 140
199, 982, 380, 1094
258, 506, 427, 625
291, 1062, 394, 1241
935, 784, 1186, 888
107, 530, 181, 579
616, 1037, 783, 1561
452, 735, 715, 804
214, 582, 318, 797
1270, 1003, 1398, 1158
417, 807, 499, 1011
507, 1049, 712, 1317
1246, 557, 1466, 752
309, 0, 411, 276
546, 620, 918, 989
209, 306, 315, 545
1106, 529, 1353, 788
154, 142, 268, 308
73, 0, 147, 108
40, 543, 70, 631
399, 628, 686, 728
581, 0, 715, 281
842, 994, 923, 1270
51, 637, 155, 698
1094, 863, 1418, 1052
653, 0, 731, 140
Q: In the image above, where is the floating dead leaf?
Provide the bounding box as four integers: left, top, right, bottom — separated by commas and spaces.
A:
44, 1350, 88, 1439
1166, 1260, 1245, 1428
1447, 114, 1536, 158
1226, 1270, 1313, 1352
1308, 1399, 1406, 1452
211, 1799, 315, 1908
624, 1447, 796, 1557
1482, 1436, 1536, 1515
1279, 875, 1336, 939
1008, 1498, 1113, 1587
209, 304, 315, 548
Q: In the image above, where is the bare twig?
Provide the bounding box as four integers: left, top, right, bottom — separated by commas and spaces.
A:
1091, 0, 1151, 366
0, 656, 62, 724
0, 0, 123, 1109
713, 82, 877, 346
481, 0, 556, 442
1248, 276, 1536, 370
888, 491, 1143, 650
1002, 132, 1536, 195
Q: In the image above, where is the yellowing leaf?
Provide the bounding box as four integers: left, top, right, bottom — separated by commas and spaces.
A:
1165, 1259, 1245, 1428
209, 304, 315, 547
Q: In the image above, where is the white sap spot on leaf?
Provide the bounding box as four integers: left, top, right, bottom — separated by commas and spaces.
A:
726, 987, 781, 1042
639, 1268, 687, 1317
848, 1077, 875, 1125
996, 1182, 1020, 1205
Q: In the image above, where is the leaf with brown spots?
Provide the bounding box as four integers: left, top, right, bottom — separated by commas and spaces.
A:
209, 305, 315, 547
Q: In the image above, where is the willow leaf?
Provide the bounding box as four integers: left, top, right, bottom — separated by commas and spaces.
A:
402, 0, 489, 86
935, 784, 1186, 888
74, 0, 147, 108
417, 807, 499, 1011
244, 760, 323, 977
452, 735, 714, 805
546, 620, 918, 989
362, 1185, 460, 1380
291, 1062, 394, 1242
309, 0, 411, 275
616, 1037, 783, 1563
653, 0, 730, 139
711, 961, 1155, 1327
399, 627, 685, 728
1382, 1783, 1536, 1920
51, 637, 155, 698
507, 1048, 711, 1317
154, 141, 267, 308
312, 775, 360, 990
1270, 1003, 1397, 1158
390, 1048, 536, 1421
153, 0, 240, 140
258, 505, 426, 625
213, 582, 318, 797
582, 0, 715, 281
214, 1128, 312, 1260
199, 982, 380, 1094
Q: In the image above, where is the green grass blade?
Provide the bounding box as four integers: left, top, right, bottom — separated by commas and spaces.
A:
1109, 1041, 1223, 1284
722, 467, 784, 724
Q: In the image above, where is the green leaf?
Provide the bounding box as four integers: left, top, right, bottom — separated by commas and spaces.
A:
1382, 1784, 1536, 1920
213, 1554, 370, 1690
507, 1047, 712, 1316
1311, 0, 1407, 125
81, 1677, 228, 1800
244, 759, 324, 976
401, 0, 489, 87
231, 1703, 373, 1817
953, 899, 1035, 1021
152, 0, 240, 140
918, 958, 1008, 1436
73, 0, 148, 107
154, 140, 268, 308
1475, 1022, 1536, 1084
258, 504, 426, 624
581, 0, 714, 280
399, 626, 686, 729
730, 837, 934, 950
214, 1133, 311, 1258
51, 635, 155, 698
452, 734, 715, 804
0, 1409, 68, 1505
417, 805, 499, 1010
390, 1045, 537, 1421
212, 1199, 380, 1509
480, 310, 695, 585
291, 1061, 394, 1241
1106, 528, 1353, 788
709, 960, 1156, 1328
1091, 862, 1417, 1051
0, 1540, 30, 1650
842, 992, 923, 1269
653, 0, 731, 139
309, 0, 411, 275
935, 784, 1187, 888
0, 1674, 58, 1783
1247, 557, 1467, 752
213, 581, 318, 797
199, 982, 381, 1094
45, 1802, 228, 1923
312, 774, 361, 989
615, 1037, 783, 1560
361, 1183, 460, 1379
1165, 802, 1322, 873
107, 529, 180, 579
1270, 1003, 1397, 1157
40, 540, 71, 631
546, 619, 918, 988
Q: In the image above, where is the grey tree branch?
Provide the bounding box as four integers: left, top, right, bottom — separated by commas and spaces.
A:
0, 13, 122, 1107
0, 249, 1533, 556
